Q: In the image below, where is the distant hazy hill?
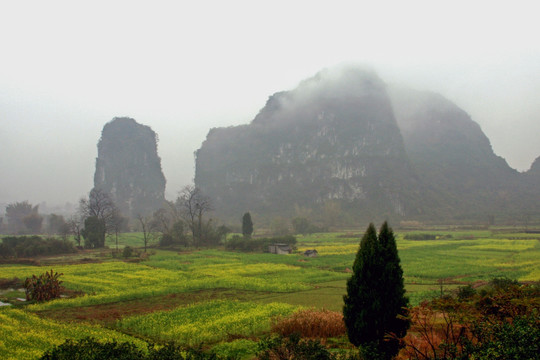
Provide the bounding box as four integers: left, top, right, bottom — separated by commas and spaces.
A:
94, 117, 166, 218
388, 87, 522, 220
195, 66, 539, 224
527, 156, 540, 175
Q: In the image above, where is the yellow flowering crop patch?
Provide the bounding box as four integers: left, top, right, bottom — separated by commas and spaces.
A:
0, 308, 145, 360
116, 300, 299, 345
2, 259, 338, 310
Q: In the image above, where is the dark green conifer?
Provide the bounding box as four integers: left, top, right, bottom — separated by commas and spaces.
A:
242, 212, 253, 239
343, 222, 409, 359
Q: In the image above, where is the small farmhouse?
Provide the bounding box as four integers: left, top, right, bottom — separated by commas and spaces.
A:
268, 243, 292, 255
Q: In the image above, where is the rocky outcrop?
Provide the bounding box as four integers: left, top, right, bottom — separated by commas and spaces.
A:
195, 66, 538, 224
195, 67, 423, 222
94, 117, 166, 218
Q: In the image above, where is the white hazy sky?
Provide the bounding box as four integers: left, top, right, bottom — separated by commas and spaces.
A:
1, 0, 539, 209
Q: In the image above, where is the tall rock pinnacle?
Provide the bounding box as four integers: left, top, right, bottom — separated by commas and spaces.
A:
93, 117, 166, 218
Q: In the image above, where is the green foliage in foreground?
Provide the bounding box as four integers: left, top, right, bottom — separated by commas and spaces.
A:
39, 337, 226, 360
257, 334, 336, 360
40, 335, 355, 360
40, 337, 145, 360
468, 315, 540, 360
404, 282, 540, 360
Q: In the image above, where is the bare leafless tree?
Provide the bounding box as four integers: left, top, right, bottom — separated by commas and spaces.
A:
137, 213, 156, 252
80, 189, 117, 224
110, 207, 127, 252
67, 214, 83, 247
176, 185, 212, 247
79, 188, 121, 247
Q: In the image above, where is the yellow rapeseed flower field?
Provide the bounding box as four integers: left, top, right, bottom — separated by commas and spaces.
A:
0, 308, 145, 360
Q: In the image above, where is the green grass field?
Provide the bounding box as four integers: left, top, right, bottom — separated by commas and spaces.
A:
1, 229, 539, 359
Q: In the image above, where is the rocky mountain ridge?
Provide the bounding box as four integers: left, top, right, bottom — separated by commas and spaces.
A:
195, 66, 540, 224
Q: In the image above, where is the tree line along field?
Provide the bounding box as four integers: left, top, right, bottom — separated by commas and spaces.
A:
0, 229, 539, 359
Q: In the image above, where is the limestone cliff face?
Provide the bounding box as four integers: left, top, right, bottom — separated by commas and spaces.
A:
195, 67, 422, 221
94, 117, 166, 218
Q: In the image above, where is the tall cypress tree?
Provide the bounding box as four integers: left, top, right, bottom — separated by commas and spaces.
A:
242, 212, 253, 239
343, 222, 409, 359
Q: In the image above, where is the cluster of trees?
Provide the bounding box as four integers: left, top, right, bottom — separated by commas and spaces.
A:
1, 187, 335, 253
76, 185, 227, 251
137, 185, 231, 250
2, 201, 44, 234
0, 236, 76, 258
1, 184, 231, 252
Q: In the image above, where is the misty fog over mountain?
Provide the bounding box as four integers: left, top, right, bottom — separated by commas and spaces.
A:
1, 1, 539, 212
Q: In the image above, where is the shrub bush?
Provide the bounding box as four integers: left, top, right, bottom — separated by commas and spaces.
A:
0, 242, 16, 258
257, 334, 335, 360
123, 246, 134, 258
402, 281, 540, 360
271, 309, 346, 339
468, 314, 540, 360
159, 233, 179, 247
457, 284, 476, 300
489, 277, 519, 290
40, 337, 144, 360
24, 269, 63, 302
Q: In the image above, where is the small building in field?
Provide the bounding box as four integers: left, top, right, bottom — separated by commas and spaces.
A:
268, 243, 292, 254
304, 249, 318, 257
